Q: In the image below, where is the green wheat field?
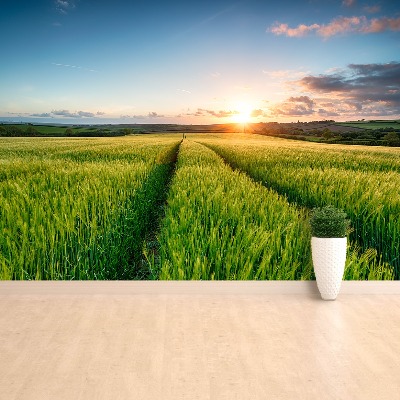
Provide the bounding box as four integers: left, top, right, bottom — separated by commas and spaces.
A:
1, 133, 398, 280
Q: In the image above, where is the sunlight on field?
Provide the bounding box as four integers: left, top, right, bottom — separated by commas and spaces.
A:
0, 135, 181, 280
0, 133, 398, 280
196, 134, 399, 279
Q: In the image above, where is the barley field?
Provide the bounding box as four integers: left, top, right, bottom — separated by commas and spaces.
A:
154, 140, 313, 280
0, 133, 397, 280
197, 133, 399, 279
0, 136, 180, 280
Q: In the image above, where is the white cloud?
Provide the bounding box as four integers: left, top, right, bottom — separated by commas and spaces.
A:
269, 23, 320, 37
51, 62, 99, 73
270, 96, 315, 116
269, 15, 400, 38
31, 113, 53, 118
177, 89, 192, 94
363, 5, 381, 14
43, 109, 99, 118
55, 0, 76, 14
342, 0, 356, 7
148, 112, 164, 118
187, 108, 239, 118
250, 109, 264, 118
263, 69, 310, 80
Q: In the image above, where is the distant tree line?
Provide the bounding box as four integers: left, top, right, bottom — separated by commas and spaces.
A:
0, 125, 40, 136
259, 124, 400, 147
0, 124, 142, 137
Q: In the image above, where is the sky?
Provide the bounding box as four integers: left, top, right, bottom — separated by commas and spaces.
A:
1, 0, 400, 124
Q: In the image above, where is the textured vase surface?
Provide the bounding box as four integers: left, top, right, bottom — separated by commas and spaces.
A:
311, 237, 347, 300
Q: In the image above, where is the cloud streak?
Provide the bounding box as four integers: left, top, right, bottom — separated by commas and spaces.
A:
177, 89, 192, 94
363, 5, 381, 14
299, 62, 400, 96
263, 69, 310, 80
51, 109, 92, 118
31, 113, 53, 118
271, 62, 400, 118
250, 109, 264, 117
188, 108, 240, 118
55, 0, 76, 14
30, 110, 105, 119
148, 112, 165, 118
342, 0, 356, 7
269, 15, 400, 38
51, 63, 99, 73
271, 96, 315, 116
119, 112, 165, 120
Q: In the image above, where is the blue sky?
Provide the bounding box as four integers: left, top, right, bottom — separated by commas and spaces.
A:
1, 0, 399, 124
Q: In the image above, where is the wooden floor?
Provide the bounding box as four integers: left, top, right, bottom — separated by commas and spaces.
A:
1, 287, 400, 399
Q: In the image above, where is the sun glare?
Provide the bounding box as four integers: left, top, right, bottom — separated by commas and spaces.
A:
231, 103, 252, 124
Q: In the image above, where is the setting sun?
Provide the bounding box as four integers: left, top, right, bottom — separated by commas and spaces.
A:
231, 103, 252, 123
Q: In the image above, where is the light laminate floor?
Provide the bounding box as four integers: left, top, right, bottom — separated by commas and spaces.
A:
1, 292, 400, 400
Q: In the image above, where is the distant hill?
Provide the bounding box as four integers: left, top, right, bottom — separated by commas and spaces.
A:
1, 120, 399, 146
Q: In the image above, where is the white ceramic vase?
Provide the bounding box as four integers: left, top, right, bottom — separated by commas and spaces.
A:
311, 237, 347, 300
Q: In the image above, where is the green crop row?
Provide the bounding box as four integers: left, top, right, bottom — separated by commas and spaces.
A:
1, 134, 396, 280
0, 136, 180, 280
199, 136, 398, 278
153, 140, 315, 280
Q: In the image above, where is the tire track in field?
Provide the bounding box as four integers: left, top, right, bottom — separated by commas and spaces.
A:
99, 140, 182, 280
137, 140, 182, 279
197, 141, 394, 280
198, 140, 289, 197
154, 140, 315, 280
196, 139, 308, 212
